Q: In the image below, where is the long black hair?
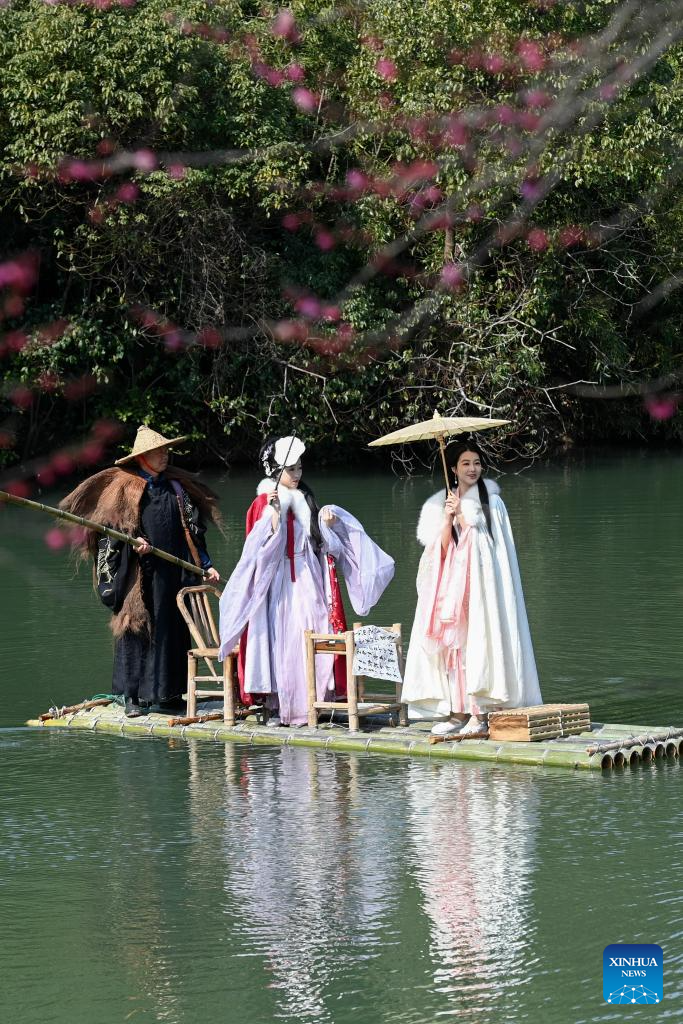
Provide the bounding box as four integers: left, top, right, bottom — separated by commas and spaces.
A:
258, 436, 322, 549
444, 438, 492, 535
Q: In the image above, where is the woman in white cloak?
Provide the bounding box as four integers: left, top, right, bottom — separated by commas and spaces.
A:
218, 435, 395, 727
402, 441, 541, 736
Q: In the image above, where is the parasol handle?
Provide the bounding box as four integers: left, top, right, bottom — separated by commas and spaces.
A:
437, 436, 452, 494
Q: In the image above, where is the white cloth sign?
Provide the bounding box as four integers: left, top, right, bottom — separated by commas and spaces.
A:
352, 625, 403, 683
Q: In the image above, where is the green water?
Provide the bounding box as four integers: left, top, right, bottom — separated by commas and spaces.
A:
1, 452, 682, 1023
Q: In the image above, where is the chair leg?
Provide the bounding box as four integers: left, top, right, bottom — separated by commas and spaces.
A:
305, 631, 318, 729
223, 654, 235, 727
187, 654, 197, 718
345, 631, 360, 733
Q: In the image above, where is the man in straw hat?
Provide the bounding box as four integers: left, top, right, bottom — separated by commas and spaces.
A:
60, 425, 221, 717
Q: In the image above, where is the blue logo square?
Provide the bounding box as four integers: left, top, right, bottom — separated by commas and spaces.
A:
603, 944, 663, 1004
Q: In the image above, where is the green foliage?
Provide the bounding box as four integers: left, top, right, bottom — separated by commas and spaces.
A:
2, 0, 683, 468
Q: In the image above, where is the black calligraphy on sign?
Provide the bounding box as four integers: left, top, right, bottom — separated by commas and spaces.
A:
352, 625, 402, 682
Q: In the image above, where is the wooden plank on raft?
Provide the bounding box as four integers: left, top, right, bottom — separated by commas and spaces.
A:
488, 702, 591, 742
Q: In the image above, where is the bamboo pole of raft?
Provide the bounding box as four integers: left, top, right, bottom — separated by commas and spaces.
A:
0, 489, 219, 581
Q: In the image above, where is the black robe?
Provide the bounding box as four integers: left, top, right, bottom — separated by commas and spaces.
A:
97, 475, 212, 704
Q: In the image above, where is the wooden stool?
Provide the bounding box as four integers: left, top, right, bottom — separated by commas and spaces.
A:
305, 623, 407, 733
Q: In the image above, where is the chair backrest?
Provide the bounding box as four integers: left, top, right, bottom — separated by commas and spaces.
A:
177, 585, 221, 651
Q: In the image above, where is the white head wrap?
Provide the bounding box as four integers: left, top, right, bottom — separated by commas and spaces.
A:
261, 435, 306, 476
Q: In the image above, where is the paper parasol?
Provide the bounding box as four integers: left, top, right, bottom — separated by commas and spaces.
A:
368, 410, 510, 490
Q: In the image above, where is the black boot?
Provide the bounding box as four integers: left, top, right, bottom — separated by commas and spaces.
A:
125, 698, 143, 718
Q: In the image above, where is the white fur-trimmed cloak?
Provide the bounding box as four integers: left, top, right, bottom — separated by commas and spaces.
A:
403, 478, 542, 719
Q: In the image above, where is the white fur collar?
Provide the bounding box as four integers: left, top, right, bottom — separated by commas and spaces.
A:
256, 478, 312, 535
416, 478, 501, 547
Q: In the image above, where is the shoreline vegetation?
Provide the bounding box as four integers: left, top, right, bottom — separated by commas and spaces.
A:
1, 1, 682, 474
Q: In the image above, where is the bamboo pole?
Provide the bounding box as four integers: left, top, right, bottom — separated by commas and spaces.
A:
0, 489, 219, 581
437, 435, 451, 493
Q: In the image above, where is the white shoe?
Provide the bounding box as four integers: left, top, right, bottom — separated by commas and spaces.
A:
460, 717, 488, 737
266, 716, 282, 728
430, 719, 465, 737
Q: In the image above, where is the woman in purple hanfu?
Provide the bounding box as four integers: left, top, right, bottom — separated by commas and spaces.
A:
218, 435, 395, 727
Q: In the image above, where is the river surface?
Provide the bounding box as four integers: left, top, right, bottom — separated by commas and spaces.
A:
1, 451, 682, 1023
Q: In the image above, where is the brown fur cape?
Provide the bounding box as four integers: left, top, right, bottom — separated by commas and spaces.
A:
60, 466, 221, 638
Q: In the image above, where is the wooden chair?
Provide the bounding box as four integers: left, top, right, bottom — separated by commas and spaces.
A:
176, 585, 258, 726
305, 623, 408, 733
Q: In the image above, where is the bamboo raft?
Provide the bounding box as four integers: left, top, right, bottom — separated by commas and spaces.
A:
25, 701, 683, 771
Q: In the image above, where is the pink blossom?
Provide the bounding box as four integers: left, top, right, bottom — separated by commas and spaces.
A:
292, 87, 318, 112
517, 40, 546, 73
494, 104, 516, 126
558, 225, 584, 248
423, 186, 443, 204
92, 420, 123, 443
599, 84, 618, 101
115, 182, 140, 203
6, 331, 28, 352
67, 160, 96, 181
51, 453, 76, 476
315, 229, 336, 251
444, 118, 468, 147
526, 228, 549, 252
321, 304, 341, 322
285, 64, 305, 82
296, 296, 322, 318
5, 479, 30, 498
520, 178, 544, 202
375, 57, 398, 82
96, 138, 115, 156
440, 263, 465, 291
45, 527, 68, 551
167, 163, 186, 180
163, 331, 183, 351
132, 149, 157, 172
274, 319, 308, 342
36, 466, 57, 487
36, 371, 60, 392
517, 111, 541, 132
394, 160, 439, 186
524, 89, 552, 109
346, 169, 368, 190
282, 213, 300, 231
79, 442, 104, 465
483, 53, 506, 75
645, 395, 678, 421
0, 255, 38, 293
10, 386, 33, 409
272, 9, 299, 43
198, 328, 222, 349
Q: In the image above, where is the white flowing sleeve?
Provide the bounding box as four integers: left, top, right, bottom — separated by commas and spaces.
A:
218, 514, 285, 659
318, 505, 395, 615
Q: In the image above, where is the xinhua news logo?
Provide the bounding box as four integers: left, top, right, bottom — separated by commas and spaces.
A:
603, 944, 663, 1004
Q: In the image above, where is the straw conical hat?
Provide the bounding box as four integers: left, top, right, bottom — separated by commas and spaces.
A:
115, 425, 190, 465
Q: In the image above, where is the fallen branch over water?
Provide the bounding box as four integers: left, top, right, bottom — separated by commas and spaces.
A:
167, 706, 258, 727
429, 731, 490, 746
39, 698, 113, 721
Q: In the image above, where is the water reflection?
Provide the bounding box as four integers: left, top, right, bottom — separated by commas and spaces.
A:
182, 742, 544, 1024
203, 746, 400, 1022
406, 763, 539, 1020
